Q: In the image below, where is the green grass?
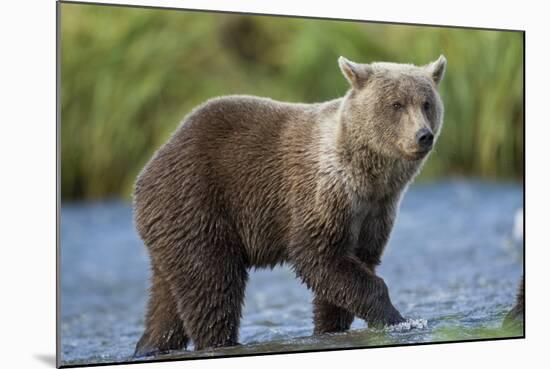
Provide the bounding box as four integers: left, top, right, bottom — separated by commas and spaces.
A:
61, 4, 524, 201
432, 324, 523, 342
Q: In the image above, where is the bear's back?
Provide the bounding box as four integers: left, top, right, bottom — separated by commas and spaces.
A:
134, 95, 322, 266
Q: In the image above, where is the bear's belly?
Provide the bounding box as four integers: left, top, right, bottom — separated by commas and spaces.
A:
235, 216, 290, 269
247, 245, 289, 269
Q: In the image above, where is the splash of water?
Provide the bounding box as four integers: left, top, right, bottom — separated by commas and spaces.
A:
384, 318, 428, 332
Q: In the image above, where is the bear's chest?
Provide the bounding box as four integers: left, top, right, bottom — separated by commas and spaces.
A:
346, 194, 391, 253
348, 199, 371, 252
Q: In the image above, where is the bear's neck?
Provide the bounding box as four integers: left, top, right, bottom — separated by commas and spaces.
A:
338, 137, 420, 200
316, 101, 422, 201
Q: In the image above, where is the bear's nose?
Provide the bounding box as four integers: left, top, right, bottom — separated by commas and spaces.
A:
416, 128, 434, 150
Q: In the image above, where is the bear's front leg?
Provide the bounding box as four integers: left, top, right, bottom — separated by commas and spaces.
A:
295, 253, 404, 328
350, 203, 403, 327
289, 185, 405, 329
313, 296, 354, 334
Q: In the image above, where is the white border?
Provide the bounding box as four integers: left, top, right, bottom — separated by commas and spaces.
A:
1, 0, 547, 368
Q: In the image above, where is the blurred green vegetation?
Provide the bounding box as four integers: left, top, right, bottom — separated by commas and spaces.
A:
61, 3, 524, 201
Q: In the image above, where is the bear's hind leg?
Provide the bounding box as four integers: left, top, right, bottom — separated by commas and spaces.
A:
134, 266, 189, 357
169, 234, 249, 351
313, 295, 354, 334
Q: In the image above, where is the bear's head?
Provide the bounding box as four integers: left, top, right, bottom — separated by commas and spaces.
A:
337, 55, 446, 162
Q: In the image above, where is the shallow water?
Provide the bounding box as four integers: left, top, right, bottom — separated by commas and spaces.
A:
59, 180, 523, 366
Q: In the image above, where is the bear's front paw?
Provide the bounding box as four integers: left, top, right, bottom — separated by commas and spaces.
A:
365, 278, 405, 328
382, 305, 406, 326
367, 304, 405, 329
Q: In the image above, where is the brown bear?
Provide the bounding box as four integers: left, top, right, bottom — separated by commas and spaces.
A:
133, 55, 447, 356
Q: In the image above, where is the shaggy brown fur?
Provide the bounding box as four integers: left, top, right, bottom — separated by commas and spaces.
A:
133, 55, 447, 356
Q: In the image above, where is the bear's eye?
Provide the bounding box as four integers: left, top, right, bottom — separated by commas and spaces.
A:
423, 101, 431, 111
392, 102, 403, 111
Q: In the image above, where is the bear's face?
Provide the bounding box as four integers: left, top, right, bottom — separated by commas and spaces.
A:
338, 56, 446, 161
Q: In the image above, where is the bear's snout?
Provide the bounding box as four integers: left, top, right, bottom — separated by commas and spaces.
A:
415, 127, 434, 151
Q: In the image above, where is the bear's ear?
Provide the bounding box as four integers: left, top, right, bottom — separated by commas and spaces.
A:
426, 55, 447, 86
338, 56, 371, 89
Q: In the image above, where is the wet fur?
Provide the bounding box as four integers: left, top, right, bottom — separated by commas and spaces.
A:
134, 56, 446, 355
